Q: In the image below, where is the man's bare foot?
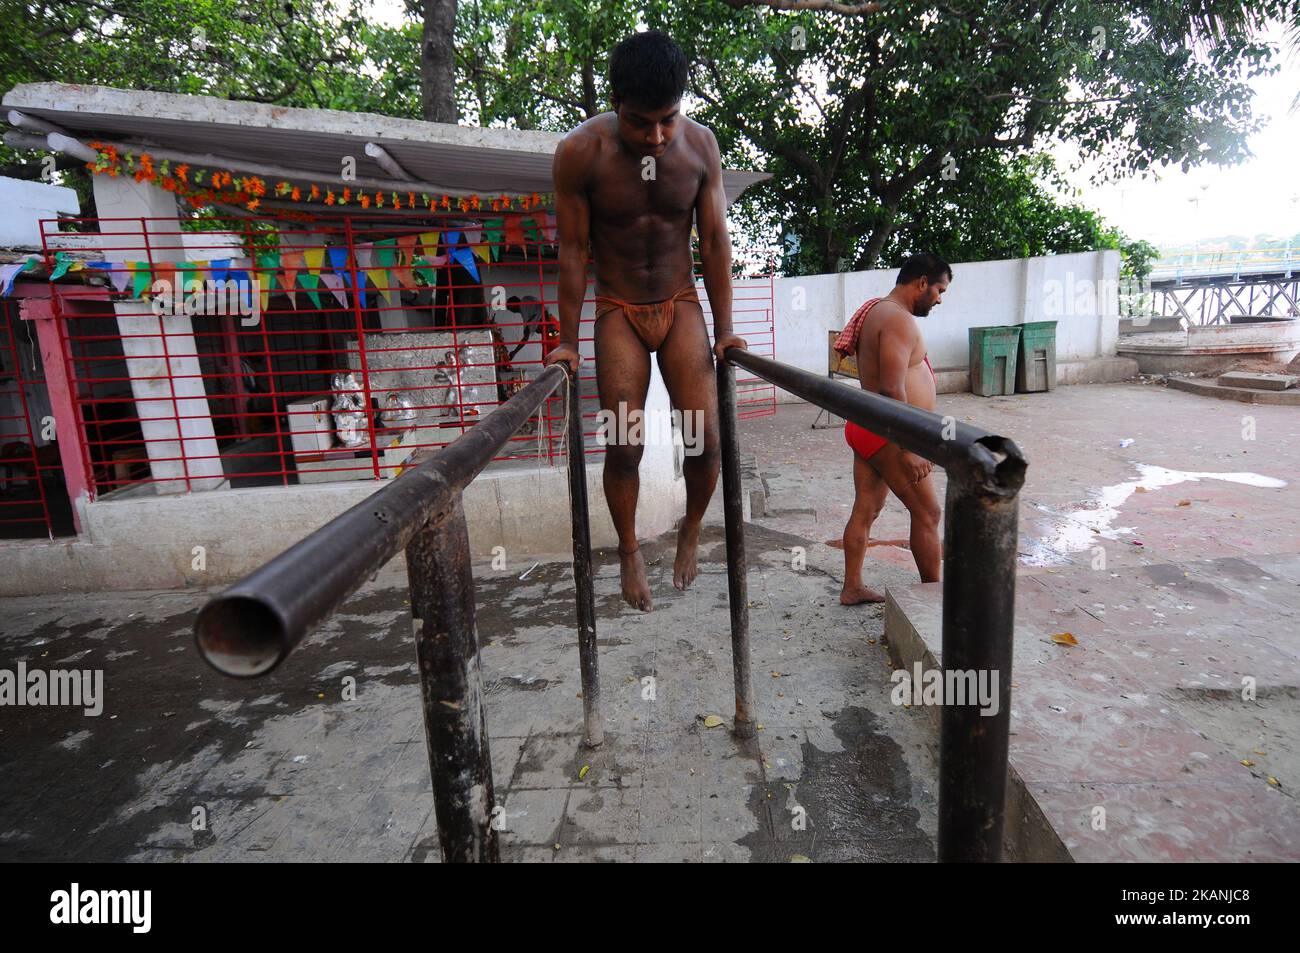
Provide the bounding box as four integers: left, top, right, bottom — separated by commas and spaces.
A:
618, 545, 652, 611
673, 520, 701, 590
840, 584, 886, 605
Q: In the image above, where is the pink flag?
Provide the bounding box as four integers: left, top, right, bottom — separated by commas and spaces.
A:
319, 272, 349, 309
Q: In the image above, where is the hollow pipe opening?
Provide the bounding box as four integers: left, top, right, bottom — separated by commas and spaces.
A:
195, 596, 287, 678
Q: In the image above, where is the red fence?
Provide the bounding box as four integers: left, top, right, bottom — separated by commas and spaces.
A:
0, 297, 61, 537
12, 211, 774, 535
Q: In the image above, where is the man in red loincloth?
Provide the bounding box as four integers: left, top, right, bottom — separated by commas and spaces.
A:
835, 253, 951, 605
545, 31, 746, 612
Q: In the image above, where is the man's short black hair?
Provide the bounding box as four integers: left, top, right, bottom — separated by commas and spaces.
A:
507, 296, 520, 306
896, 253, 953, 286
609, 31, 688, 110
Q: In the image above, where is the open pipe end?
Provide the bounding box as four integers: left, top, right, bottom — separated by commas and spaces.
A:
194, 596, 287, 678
969, 435, 1028, 496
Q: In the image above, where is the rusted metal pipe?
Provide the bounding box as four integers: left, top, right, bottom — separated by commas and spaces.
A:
406, 495, 499, 862
938, 446, 1020, 862
194, 364, 567, 677
725, 348, 1016, 479
722, 345, 1026, 861
716, 358, 755, 739
565, 370, 603, 747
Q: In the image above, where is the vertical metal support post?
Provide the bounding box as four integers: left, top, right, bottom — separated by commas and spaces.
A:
20, 296, 89, 531
405, 495, 499, 863
565, 369, 603, 747
716, 358, 755, 739
938, 469, 1019, 862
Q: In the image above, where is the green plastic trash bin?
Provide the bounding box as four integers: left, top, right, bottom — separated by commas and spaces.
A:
968, 326, 1021, 396
1016, 320, 1058, 393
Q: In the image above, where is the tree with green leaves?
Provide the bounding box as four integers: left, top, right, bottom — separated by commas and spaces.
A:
666, 0, 1294, 272
5, 1, 1291, 278
0, 0, 420, 206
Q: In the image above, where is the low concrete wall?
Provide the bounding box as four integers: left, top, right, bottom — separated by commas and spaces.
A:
0, 454, 685, 596
1118, 318, 1300, 376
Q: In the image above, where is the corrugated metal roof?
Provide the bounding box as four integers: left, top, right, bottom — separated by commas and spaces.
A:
2, 83, 770, 205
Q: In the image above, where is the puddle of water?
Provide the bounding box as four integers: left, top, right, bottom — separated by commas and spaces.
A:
1020, 464, 1287, 567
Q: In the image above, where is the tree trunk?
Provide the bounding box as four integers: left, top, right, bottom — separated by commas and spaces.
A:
861, 207, 898, 271
581, 58, 598, 117
422, 0, 459, 124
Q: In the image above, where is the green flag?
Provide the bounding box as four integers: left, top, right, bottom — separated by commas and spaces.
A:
411, 256, 437, 287
131, 261, 152, 299
48, 252, 73, 281
482, 218, 504, 262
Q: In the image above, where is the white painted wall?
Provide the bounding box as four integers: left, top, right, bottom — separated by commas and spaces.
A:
0, 175, 79, 247
772, 250, 1121, 396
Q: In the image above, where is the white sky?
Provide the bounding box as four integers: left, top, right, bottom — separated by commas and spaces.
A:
1051, 24, 1300, 247
365, 3, 1298, 248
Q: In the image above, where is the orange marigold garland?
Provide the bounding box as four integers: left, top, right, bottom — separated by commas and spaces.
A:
83, 146, 552, 221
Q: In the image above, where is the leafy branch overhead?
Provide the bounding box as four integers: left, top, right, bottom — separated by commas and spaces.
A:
687, 0, 1291, 271
3, 0, 1293, 274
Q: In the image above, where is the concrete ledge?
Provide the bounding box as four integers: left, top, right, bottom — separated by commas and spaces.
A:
883, 587, 1072, 861
0, 458, 686, 596
1056, 356, 1139, 386
1166, 376, 1300, 405
936, 355, 1136, 393
776, 356, 1137, 402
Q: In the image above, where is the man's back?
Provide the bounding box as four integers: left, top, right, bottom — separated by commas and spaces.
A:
557, 112, 710, 301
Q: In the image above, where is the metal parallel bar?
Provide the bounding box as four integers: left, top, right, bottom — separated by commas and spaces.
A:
726, 349, 1020, 476
406, 494, 499, 863
565, 371, 603, 748
938, 460, 1019, 862
716, 359, 755, 739
724, 346, 1026, 862
194, 363, 567, 677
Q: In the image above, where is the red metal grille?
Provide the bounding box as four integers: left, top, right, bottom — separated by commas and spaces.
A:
34, 212, 775, 510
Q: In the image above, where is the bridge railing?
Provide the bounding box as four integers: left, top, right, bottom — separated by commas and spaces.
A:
1150, 246, 1298, 282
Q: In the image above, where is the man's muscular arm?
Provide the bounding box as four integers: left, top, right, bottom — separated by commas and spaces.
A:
696, 127, 745, 364
547, 135, 589, 374
874, 312, 932, 484
874, 313, 914, 404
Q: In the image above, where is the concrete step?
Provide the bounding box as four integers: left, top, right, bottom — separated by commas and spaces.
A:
1216, 370, 1297, 391
1166, 376, 1300, 405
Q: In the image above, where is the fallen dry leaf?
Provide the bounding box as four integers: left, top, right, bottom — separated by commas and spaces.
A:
702, 714, 724, 729
1240, 759, 1255, 767
1051, 632, 1080, 646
